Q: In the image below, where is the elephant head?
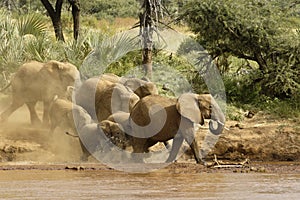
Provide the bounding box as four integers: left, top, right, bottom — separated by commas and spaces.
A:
100, 120, 131, 150
123, 78, 158, 98
39, 60, 81, 100
176, 93, 225, 135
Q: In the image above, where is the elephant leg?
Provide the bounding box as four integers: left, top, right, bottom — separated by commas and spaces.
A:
43, 101, 51, 126
163, 141, 171, 150
26, 102, 41, 125
181, 124, 203, 164
187, 138, 204, 164
79, 140, 90, 162
0, 100, 24, 122
166, 135, 184, 163
179, 118, 204, 164
131, 138, 148, 163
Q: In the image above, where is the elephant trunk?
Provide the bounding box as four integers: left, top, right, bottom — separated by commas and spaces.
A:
209, 101, 225, 135
209, 120, 224, 135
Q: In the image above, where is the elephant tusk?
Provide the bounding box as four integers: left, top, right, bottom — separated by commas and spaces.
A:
216, 120, 230, 131
216, 120, 225, 126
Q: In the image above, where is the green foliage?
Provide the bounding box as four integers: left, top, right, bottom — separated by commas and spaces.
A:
107, 48, 205, 97
17, 13, 48, 37
81, 32, 139, 78
223, 73, 261, 104
181, 0, 300, 98
0, 10, 48, 66
0, 9, 106, 80
226, 104, 245, 121
81, 0, 140, 20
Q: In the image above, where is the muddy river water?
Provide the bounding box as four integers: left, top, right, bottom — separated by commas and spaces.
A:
0, 168, 299, 200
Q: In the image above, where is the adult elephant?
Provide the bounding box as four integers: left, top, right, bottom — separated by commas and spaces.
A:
0, 60, 81, 125
75, 74, 158, 121
129, 93, 225, 164
95, 82, 140, 122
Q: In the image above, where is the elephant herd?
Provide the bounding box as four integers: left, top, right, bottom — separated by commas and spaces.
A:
0, 60, 225, 164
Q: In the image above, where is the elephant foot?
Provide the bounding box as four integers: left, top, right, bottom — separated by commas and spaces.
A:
196, 159, 206, 165
166, 157, 176, 163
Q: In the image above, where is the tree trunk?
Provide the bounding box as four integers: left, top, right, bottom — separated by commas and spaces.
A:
142, 48, 153, 78
68, 0, 80, 40
40, 0, 65, 41
53, 17, 65, 41
141, 0, 154, 80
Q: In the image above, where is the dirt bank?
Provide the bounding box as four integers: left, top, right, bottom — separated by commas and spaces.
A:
208, 112, 300, 162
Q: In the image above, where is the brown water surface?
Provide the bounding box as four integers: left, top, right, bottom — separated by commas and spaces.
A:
0, 169, 299, 200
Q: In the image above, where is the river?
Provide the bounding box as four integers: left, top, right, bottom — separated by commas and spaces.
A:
0, 168, 299, 200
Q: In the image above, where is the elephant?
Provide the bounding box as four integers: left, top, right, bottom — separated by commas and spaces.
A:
75, 74, 158, 121
121, 77, 158, 98
107, 111, 132, 134
107, 111, 172, 151
0, 60, 81, 125
48, 96, 84, 134
49, 96, 129, 161
129, 93, 225, 164
71, 120, 129, 162
66, 120, 129, 162
95, 82, 140, 122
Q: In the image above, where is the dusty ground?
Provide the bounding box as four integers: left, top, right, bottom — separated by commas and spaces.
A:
0, 93, 299, 172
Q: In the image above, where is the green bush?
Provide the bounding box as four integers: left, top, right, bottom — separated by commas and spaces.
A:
181, 0, 300, 98
81, 0, 140, 20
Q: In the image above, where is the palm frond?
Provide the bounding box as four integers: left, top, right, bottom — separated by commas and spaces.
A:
81, 32, 139, 79
17, 13, 47, 37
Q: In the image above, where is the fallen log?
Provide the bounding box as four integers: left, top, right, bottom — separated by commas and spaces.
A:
208, 155, 251, 168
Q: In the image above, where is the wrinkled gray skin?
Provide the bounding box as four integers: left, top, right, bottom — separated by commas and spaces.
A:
0, 60, 81, 125
75, 74, 158, 121
129, 93, 225, 164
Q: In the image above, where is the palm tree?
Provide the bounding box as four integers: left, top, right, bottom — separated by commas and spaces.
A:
138, 0, 167, 79
0, 10, 48, 86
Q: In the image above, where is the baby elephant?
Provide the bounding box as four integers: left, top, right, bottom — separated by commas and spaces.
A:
48, 96, 80, 133
67, 119, 129, 161
49, 97, 129, 161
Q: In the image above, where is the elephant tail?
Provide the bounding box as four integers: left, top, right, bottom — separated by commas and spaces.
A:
65, 131, 79, 138
0, 82, 11, 93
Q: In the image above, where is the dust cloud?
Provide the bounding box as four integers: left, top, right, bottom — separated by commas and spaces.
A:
0, 93, 83, 163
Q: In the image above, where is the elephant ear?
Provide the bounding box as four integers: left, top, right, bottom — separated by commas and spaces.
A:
111, 83, 129, 113
176, 93, 204, 125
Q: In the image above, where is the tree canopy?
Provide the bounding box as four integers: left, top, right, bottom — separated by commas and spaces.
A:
181, 0, 300, 97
